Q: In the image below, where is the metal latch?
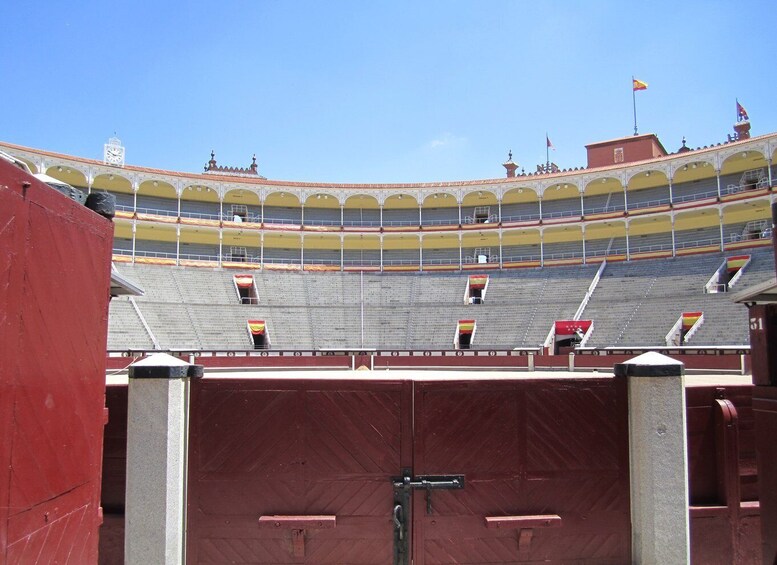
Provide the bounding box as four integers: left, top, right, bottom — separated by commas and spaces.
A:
392, 469, 465, 515
391, 469, 465, 565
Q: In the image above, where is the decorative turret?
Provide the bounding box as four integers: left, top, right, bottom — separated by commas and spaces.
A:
676, 137, 692, 153
204, 151, 265, 178
731, 121, 751, 142
502, 150, 518, 178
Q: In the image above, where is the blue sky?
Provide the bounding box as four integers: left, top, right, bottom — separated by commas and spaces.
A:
2, 1, 775, 183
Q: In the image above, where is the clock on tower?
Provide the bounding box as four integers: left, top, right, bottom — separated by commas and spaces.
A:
104, 136, 125, 167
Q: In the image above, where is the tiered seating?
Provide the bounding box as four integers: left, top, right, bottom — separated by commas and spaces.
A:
107, 299, 154, 350
108, 249, 774, 351
583, 252, 771, 346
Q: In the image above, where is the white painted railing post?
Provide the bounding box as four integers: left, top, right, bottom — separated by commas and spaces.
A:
125, 353, 203, 565
615, 351, 690, 565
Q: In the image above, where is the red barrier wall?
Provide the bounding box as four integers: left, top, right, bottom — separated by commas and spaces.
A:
0, 159, 114, 563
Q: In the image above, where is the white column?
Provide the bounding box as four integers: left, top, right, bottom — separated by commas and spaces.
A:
458, 233, 463, 270
218, 231, 223, 267
131, 220, 137, 263
419, 234, 423, 272
719, 207, 725, 251
498, 228, 503, 269
671, 215, 676, 257
125, 353, 202, 565
614, 352, 690, 565
625, 222, 631, 261
716, 168, 722, 199
175, 226, 181, 266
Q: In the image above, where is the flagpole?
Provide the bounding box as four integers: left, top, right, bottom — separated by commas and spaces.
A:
632, 76, 638, 136
546, 132, 549, 168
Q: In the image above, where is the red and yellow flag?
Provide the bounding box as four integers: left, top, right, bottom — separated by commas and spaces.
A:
727, 255, 750, 272
632, 78, 648, 91
247, 320, 266, 335
458, 320, 476, 334
468, 274, 488, 290
681, 312, 702, 331
234, 274, 254, 288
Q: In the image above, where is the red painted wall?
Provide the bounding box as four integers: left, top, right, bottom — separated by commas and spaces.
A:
586, 134, 667, 168
0, 159, 114, 563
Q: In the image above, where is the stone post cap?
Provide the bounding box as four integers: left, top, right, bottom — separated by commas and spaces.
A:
613, 351, 685, 377
128, 352, 204, 379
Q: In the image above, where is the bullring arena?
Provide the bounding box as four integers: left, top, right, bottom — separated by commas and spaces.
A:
1, 115, 776, 564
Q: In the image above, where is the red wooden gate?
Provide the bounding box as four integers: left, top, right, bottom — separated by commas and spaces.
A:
187, 376, 630, 564
0, 159, 114, 563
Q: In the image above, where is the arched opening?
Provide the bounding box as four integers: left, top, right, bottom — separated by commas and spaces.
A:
502, 229, 541, 266
422, 232, 460, 269
674, 209, 722, 252
626, 170, 670, 211
543, 225, 584, 264
136, 180, 178, 217
223, 188, 261, 223
343, 194, 380, 227
461, 190, 498, 225
462, 231, 500, 267
671, 160, 718, 203
383, 194, 420, 228
628, 216, 673, 257
263, 232, 302, 268
421, 192, 459, 227
343, 234, 381, 270
720, 150, 770, 196
303, 233, 341, 269
583, 177, 623, 216
180, 184, 220, 222
541, 182, 581, 219
584, 221, 627, 261
303, 192, 340, 226
223, 229, 261, 264
383, 233, 420, 270
722, 199, 772, 246
263, 191, 302, 225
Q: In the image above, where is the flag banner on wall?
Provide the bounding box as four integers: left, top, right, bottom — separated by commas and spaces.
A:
458, 320, 476, 334
468, 275, 489, 289
632, 78, 648, 91
726, 255, 750, 272
682, 312, 703, 331
234, 274, 254, 288
554, 320, 592, 336
247, 320, 266, 335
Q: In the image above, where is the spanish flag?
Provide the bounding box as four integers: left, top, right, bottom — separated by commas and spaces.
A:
727, 255, 750, 272
458, 320, 476, 334
247, 320, 266, 335
468, 275, 488, 290
681, 312, 702, 331
632, 78, 648, 91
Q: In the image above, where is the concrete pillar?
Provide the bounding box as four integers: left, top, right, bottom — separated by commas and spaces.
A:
614, 351, 690, 565
125, 353, 203, 565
